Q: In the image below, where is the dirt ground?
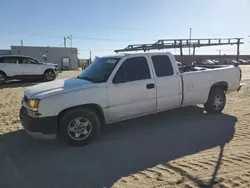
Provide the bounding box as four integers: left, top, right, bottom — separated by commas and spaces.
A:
0, 66, 250, 188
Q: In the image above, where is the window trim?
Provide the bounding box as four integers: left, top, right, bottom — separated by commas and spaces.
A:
151, 55, 174, 77
112, 56, 151, 84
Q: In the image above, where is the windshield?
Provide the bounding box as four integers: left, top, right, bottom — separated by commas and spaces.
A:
78, 57, 121, 83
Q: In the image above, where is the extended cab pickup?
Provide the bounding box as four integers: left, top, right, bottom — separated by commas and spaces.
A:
19, 52, 242, 146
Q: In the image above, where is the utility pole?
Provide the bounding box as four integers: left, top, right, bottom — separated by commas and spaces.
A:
217, 49, 222, 55
70, 35, 72, 48
89, 51, 92, 64
64, 37, 66, 48
64, 35, 72, 48
189, 28, 192, 55
20, 40, 23, 46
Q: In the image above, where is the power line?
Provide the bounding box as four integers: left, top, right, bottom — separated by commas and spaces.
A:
71, 36, 154, 42
5, 31, 156, 42
9, 32, 64, 38
54, 42, 65, 47
78, 49, 114, 52
8, 25, 163, 32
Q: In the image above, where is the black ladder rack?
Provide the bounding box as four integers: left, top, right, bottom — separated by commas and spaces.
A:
114, 38, 243, 66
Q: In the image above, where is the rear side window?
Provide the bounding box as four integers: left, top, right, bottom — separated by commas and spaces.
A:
151, 55, 174, 77
20, 57, 39, 64
113, 57, 151, 83
0, 57, 19, 64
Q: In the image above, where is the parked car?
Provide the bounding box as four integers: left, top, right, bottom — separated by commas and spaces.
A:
176, 61, 182, 66
201, 59, 215, 65
239, 59, 248, 64
212, 60, 219, 64
230, 60, 237, 65
0, 55, 58, 84
20, 52, 242, 146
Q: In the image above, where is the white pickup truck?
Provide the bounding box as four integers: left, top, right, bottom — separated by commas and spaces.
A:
19, 52, 242, 146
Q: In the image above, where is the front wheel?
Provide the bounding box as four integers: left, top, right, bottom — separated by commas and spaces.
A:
0, 72, 6, 85
58, 108, 101, 146
44, 70, 56, 81
204, 88, 226, 113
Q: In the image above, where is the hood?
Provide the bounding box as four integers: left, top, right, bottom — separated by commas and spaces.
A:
24, 78, 96, 99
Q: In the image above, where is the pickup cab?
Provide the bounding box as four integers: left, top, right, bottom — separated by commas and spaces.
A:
19, 52, 242, 146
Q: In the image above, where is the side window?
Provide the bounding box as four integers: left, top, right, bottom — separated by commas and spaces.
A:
151, 55, 174, 77
21, 58, 39, 64
113, 57, 150, 83
1, 57, 19, 64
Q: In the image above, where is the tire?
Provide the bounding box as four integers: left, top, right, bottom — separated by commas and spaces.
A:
44, 70, 56, 81
204, 88, 226, 113
58, 108, 101, 146
0, 72, 6, 85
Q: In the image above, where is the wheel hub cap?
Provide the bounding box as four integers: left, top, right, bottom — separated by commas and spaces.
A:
46, 72, 55, 80
68, 117, 92, 140
213, 95, 224, 110
0, 75, 4, 82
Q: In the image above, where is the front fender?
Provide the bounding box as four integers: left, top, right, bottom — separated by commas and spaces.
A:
38, 85, 107, 117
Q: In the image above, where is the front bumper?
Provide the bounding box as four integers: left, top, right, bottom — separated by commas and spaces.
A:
54, 68, 59, 76
19, 106, 57, 139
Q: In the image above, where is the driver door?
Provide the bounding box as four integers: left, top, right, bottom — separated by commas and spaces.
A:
20, 57, 42, 75
107, 56, 157, 122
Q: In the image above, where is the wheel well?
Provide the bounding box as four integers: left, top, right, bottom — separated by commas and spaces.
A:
211, 81, 228, 92
44, 69, 54, 74
0, 70, 7, 77
57, 104, 105, 126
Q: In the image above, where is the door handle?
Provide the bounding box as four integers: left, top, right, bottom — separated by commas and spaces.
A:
146, 83, 155, 89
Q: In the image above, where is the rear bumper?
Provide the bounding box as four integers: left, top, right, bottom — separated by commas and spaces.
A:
19, 106, 57, 139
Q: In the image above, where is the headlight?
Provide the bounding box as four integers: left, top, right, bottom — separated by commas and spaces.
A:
28, 99, 40, 109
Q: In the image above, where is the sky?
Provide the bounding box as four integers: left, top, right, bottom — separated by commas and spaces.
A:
0, 0, 250, 58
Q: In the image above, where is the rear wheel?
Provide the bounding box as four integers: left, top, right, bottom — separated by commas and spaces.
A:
0, 72, 6, 85
204, 88, 226, 113
58, 108, 101, 146
44, 70, 56, 81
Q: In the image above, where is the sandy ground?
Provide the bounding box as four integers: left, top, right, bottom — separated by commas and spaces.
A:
0, 66, 250, 188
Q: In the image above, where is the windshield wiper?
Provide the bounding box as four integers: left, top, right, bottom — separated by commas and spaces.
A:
76, 76, 105, 83
76, 76, 100, 83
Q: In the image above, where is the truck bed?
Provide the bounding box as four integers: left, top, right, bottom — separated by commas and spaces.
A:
179, 64, 240, 106
179, 64, 233, 73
